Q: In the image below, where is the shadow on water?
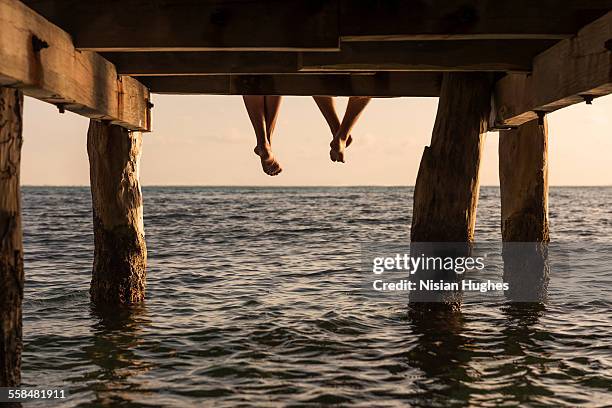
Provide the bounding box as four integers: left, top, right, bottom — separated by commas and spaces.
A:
76, 304, 155, 407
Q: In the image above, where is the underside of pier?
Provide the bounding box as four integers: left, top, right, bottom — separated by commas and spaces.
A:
1, 0, 611, 386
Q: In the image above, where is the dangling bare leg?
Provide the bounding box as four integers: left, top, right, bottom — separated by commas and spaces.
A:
312, 96, 353, 148
243, 95, 282, 176
330, 96, 371, 163
264, 95, 282, 146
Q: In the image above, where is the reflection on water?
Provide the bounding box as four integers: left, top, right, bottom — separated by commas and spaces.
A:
503, 242, 549, 302
407, 311, 472, 407
80, 305, 153, 406
20, 187, 612, 407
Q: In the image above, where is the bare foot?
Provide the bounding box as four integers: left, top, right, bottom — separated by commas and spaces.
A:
254, 145, 282, 176
330, 132, 354, 163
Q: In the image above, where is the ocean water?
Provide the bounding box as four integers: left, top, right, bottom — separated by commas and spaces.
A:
20, 186, 612, 407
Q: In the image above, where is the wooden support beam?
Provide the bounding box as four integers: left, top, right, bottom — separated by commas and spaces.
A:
499, 119, 549, 243
300, 40, 557, 73
0, 87, 24, 387
137, 73, 442, 97
106, 39, 556, 75
22, 0, 339, 51
499, 119, 549, 301
411, 73, 492, 243
492, 11, 612, 128
0, 0, 151, 131
88, 120, 147, 305
104, 52, 301, 76
22, 0, 612, 49
340, 0, 612, 41
409, 73, 492, 311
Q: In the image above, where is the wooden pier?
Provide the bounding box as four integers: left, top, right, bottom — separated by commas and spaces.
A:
1, 0, 611, 387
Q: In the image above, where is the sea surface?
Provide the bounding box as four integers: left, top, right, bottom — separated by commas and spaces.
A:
20, 186, 612, 407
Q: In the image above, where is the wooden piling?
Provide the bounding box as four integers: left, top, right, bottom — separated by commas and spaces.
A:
0, 87, 24, 387
499, 119, 549, 243
409, 73, 492, 311
411, 73, 492, 242
499, 119, 549, 301
87, 120, 146, 305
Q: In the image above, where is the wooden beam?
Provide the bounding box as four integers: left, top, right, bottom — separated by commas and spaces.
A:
105, 40, 554, 75
104, 52, 301, 76
492, 11, 612, 128
341, 0, 612, 41
300, 40, 558, 73
136, 73, 441, 97
0, 0, 150, 131
21, 0, 339, 51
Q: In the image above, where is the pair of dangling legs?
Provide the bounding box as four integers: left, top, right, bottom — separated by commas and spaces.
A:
313, 96, 371, 163
243, 96, 371, 175
242, 95, 283, 175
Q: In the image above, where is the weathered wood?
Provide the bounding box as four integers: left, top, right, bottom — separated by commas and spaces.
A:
87, 120, 146, 305
0, 0, 150, 131
138, 73, 442, 96
499, 119, 549, 242
22, 0, 339, 51
411, 73, 492, 242
340, 0, 612, 41
105, 52, 301, 76
492, 11, 612, 128
0, 87, 24, 388
409, 73, 491, 311
499, 119, 549, 301
300, 40, 557, 72
22, 0, 612, 48
106, 39, 556, 75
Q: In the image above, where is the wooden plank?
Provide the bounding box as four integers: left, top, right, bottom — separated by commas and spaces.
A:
300, 40, 558, 73
492, 11, 612, 128
104, 52, 301, 76
105, 40, 554, 75
341, 0, 612, 41
137, 73, 441, 97
0, 0, 150, 131
22, 0, 339, 51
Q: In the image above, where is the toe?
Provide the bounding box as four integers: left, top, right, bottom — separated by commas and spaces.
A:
330, 149, 341, 162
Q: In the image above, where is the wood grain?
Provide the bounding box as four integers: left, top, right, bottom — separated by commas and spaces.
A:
492, 11, 612, 128
0, 87, 24, 388
138, 73, 442, 96
0, 0, 150, 131
87, 120, 147, 305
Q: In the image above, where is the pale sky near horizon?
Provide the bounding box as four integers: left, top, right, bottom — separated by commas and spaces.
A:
21, 93, 612, 186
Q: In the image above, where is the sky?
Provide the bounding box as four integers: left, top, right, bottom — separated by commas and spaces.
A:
21, 93, 612, 186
